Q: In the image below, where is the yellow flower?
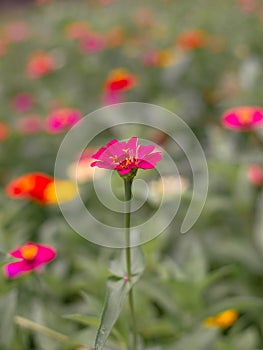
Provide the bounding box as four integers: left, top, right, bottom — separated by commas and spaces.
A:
204, 309, 238, 329
44, 180, 78, 204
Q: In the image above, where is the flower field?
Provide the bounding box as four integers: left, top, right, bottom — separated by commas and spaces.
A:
1, 0, 263, 349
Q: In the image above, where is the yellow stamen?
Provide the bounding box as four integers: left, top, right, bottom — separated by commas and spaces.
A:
21, 244, 38, 261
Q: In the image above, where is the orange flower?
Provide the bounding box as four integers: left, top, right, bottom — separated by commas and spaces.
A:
26, 51, 55, 79
5, 173, 77, 205
204, 309, 238, 329
104, 68, 137, 93
177, 29, 207, 51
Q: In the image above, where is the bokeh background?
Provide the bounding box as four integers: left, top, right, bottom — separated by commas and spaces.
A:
1, 0, 263, 349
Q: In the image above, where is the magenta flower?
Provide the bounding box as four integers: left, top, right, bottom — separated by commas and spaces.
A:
45, 108, 82, 133
3, 242, 56, 279
91, 136, 162, 176
221, 106, 263, 131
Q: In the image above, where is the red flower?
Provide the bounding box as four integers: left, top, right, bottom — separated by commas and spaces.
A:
3, 242, 56, 279
91, 136, 162, 176
5, 172, 77, 205
65, 21, 90, 40
177, 29, 207, 50
221, 106, 263, 131
104, 69, 137, 93
26, 51, 55, 79
79, 32, 107, 53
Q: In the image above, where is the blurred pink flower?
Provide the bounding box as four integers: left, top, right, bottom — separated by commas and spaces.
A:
247, 164, 263, 186
237, 0, 258, 13
12, 93, 34, 112
0, 121, 10, 141
26, 51, 56, 79
4, 21, 29, 43
3, 242, 56, 279
45, 108, 82, 133
101, 91, 124, 105
16, 115, 43, 135
91, 136, 162, 175
221, 106, 263, 131
79, 32, 107, 53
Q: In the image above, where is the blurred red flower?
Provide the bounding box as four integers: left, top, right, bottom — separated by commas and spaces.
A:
26, 51, 56, 79
177, 29, 207, 50
5, 172, 77, 205
79, 32, 107, 53
247, 164, 263, 186
221, 106, 263, 131
65, 21, 90, 40
3, 242, 56, 279
45, 108, 82, 133
104, 68, 137, 93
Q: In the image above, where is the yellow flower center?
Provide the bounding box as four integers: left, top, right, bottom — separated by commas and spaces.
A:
238, 108, 252, 124
21, 244, 38, 261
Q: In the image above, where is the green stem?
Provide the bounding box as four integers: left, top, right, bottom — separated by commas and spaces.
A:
124, 179, 137, 350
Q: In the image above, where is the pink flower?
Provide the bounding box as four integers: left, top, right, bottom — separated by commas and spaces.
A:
3, 242, 56, 279
221, 106, 263, 131
12, 93, 34, 112
3, 21, 29, 43
247, 164, 263, 186
91, 136, 162, 175
101, 91, 124, 105
16, 115, 43, 135
79, 32, 107, 53
45, 108, 82, 133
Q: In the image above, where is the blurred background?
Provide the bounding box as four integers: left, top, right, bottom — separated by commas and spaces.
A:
1, 0, 263, 349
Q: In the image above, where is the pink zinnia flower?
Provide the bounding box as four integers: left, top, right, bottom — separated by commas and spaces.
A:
4, 21, 29, 43
3, 242, 56, 279
247, 164, 263, 186
16, 115, 43, 135
12, 93, 34, 112
79, 32, 107, 53
221, 106, 263, 131
45, 108, 82, 133
104, 68, 137, 93
91, 136, 162, 175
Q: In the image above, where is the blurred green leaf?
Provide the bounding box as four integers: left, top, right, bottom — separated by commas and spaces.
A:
109, 246, 145, 277
95, 276, 139, 350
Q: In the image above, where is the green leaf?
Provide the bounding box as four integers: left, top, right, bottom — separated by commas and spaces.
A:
0, 290, 17, 348
109, 246, 145, 278
169, 327, 218, 350
95, 276, 139, 350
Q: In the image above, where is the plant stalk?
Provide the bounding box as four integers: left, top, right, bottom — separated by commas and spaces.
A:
124, 179, 137, 350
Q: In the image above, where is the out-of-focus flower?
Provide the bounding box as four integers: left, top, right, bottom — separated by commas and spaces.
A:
247, 164, 263, 186
3, 242, 56, 279
79, 32, 107, 53
148, 176, 189, 204
237, 0, 258, 13
221, 106, 263, 131
12, 93, 34, 112
45, 108, 82, 133
5, 173, 77, 205
65, 21, 90, 40
26, 51, 56, 79
204, 309, 238, 329
176, 29, 207, 51
104, 68, 137, 93
3, 21, 29, 43
67, 148, 105, 183
101, 91, 124, 105
141, 49, 175, 67
134, 7, 155, 27
91, 136, 162, 176
16, 115, 43, 135
0, 121, 10, 141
